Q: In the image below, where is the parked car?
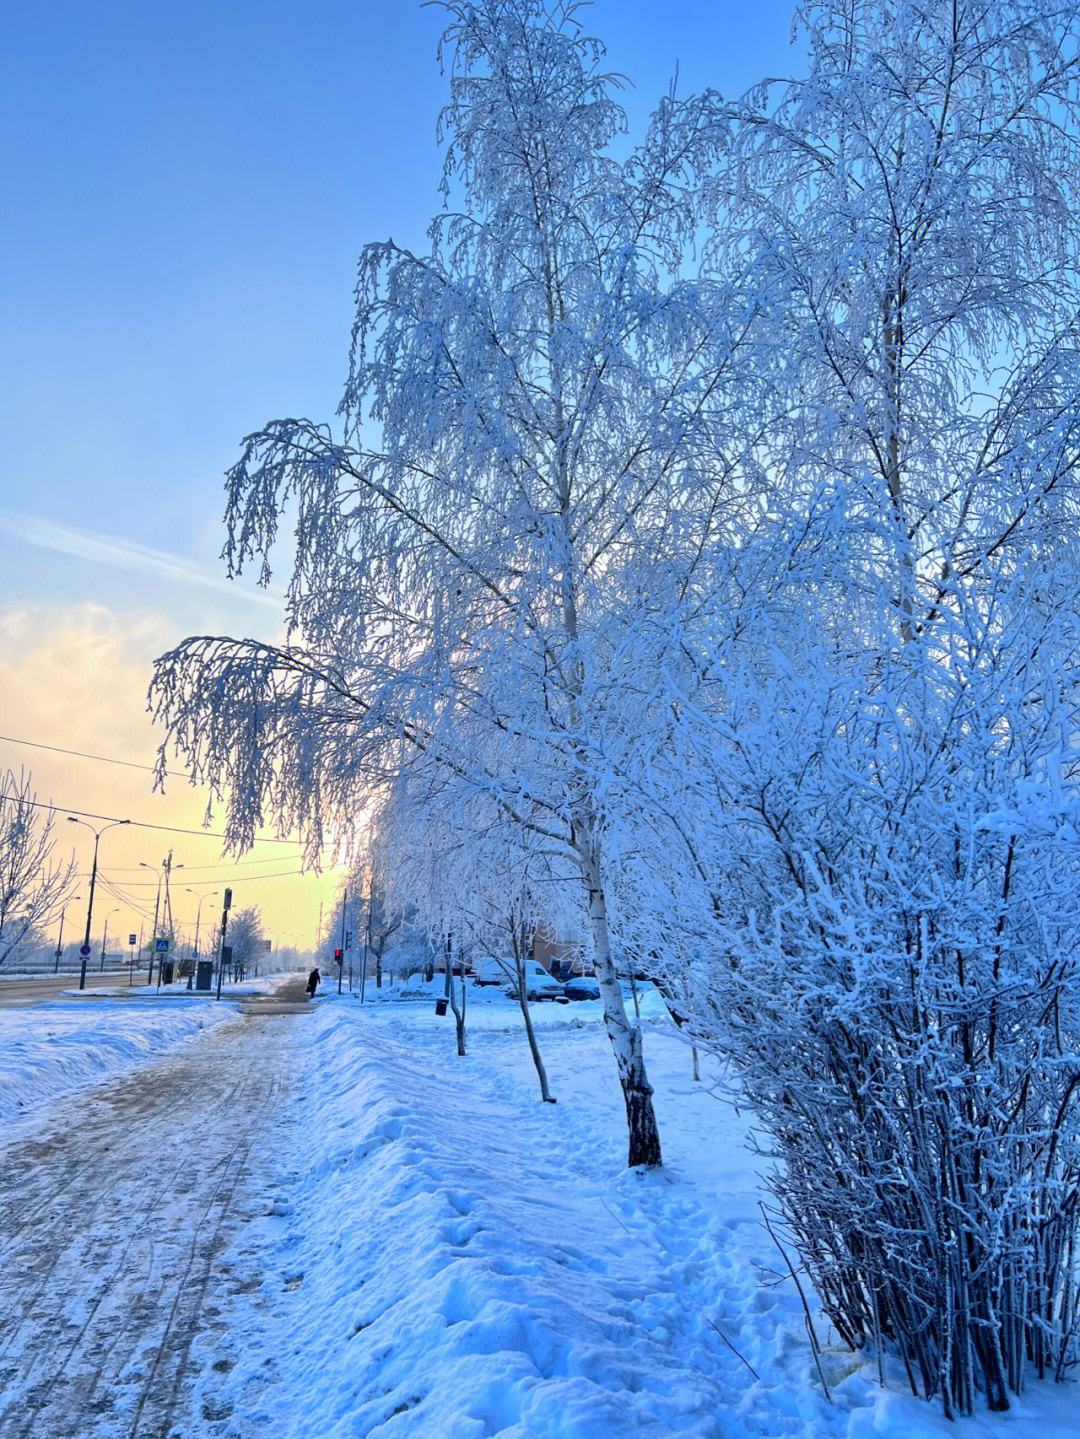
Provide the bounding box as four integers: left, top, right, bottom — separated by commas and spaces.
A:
562, 976, 601, 1001
472, 956, 514, 987
508, 960, 567, 1002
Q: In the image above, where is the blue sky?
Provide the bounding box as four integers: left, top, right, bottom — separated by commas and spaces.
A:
0, 0, 797, 627
0, 0, 799, 944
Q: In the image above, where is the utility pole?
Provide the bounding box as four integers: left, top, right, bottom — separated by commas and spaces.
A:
360, 867, 374, 1004
338, 889, 347, 995
216, 887, 232, 1001
142, 854, 182, 985
68, 817, 130, 991
163, 850, 176, 947
145, 861, 163, 985
53, 896, 80, 974
158, 850, 175, 989
99, 907, 119, 972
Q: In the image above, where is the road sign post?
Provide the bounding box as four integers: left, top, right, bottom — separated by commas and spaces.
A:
153, 936, 171, 990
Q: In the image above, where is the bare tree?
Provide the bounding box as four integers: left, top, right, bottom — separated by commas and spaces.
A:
0, 769, 76, 971
227, 906, 264, 976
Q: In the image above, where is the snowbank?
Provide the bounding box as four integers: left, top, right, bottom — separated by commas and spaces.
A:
194, 991, 1080, 1437
0, 995, 234, 1132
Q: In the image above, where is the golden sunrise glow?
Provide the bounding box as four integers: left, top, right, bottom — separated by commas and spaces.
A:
0, 603, 347, 955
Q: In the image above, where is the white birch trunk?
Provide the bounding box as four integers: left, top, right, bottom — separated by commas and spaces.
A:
579, 838, 662, 1167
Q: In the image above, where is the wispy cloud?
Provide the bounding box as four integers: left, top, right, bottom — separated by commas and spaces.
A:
0, 511, 283, 610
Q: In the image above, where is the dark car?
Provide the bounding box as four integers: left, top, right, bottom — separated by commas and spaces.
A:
562, 976, 601, 1001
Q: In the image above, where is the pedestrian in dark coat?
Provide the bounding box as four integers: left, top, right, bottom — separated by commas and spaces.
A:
306, 967, 321, 997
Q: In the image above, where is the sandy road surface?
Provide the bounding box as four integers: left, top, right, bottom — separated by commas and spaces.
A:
0, 979, 310, 1437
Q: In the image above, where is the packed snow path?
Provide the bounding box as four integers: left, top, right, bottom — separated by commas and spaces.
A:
0, 980, 310, 1438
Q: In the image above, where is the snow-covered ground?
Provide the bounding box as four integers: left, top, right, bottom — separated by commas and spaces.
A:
2, 975, 1075, 1435
0, 981, 281, 1132
197, 983, 1078, 1439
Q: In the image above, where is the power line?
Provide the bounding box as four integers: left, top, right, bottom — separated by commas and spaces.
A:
86, 867, 315, 888
103, 854, 305, 873
0, 732, 186, 776
0, 791, 303, 845
97, 874, 157, 924
184, 868, 316, 886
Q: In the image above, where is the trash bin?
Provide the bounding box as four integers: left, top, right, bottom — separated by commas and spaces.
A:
195, 960, 213, 991
435, 998, 448, 1016
161, 960, 175, 985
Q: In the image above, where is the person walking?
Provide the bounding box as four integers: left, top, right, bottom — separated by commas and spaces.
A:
306, 966, 321, 998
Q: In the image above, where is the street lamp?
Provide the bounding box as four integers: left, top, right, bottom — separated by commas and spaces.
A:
100, 906, 120, 972
53, 894, 82, 974
68, 817, 131, 991
185, 888, 218, 989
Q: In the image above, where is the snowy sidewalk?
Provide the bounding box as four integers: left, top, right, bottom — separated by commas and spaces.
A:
213, 997, 1080, 1439
0, 981, 311, 1438
205, 1000, 820, 1438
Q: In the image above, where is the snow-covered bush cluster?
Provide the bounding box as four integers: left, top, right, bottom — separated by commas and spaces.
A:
150, 0, 1080, 1415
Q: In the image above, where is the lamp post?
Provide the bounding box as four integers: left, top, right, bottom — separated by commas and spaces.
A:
68, 817, 130, 991
338, 888, 348, 995
99, 906, 120, 972
216, 887, 233, 1001
53, 894, 81, 974
186, 888, 217, 989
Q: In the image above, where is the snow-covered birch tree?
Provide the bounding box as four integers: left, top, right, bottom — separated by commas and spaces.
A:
709, 0, 1080, 630
151, 0, 758, 1167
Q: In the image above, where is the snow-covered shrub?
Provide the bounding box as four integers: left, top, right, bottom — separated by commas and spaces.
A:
673, 577, 1080, 1416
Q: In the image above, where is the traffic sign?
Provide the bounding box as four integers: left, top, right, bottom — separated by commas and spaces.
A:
79, 943, 91, 957
154, 937, 171, 954
128, 933, 137, 946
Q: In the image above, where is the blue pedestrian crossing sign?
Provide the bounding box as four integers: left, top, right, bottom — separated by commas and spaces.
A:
154, 937, 171, 954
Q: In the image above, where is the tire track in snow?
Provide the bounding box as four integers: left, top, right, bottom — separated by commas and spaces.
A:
0, 988, 307, 1437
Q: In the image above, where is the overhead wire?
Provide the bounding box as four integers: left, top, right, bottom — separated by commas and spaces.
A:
85, 868, 315, 888
0, 792, 303, 845
96, 874, 157, 924
0, 732, 177, 775
102, 854, 308, 873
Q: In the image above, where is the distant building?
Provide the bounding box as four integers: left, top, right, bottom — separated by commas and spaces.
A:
532, 927, 585, 977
